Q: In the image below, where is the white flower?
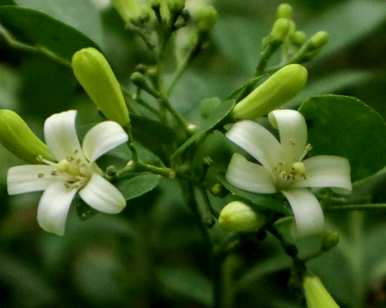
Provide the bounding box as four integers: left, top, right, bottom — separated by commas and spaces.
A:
225, 109, 352, 235
7, 110, 128, 236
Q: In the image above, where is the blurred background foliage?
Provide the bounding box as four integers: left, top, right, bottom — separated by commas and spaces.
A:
0, 0, 386, 307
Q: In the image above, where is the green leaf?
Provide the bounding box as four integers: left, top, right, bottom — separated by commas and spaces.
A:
158, 267, 212, 306
172, 99, 235, 160
0, 6, 99, 61
131, 114, 177, 159
299, 95, 386, 181
14, 0, 104, 48
286, 70, 377, 108
305, 0, 386, 61
218, 176, 288, 215
213, 16, 267, 74
0, 63, 20, 108
117, 173, 161, 201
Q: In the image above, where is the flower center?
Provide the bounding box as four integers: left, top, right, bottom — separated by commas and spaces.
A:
273, 161, 306, 190
38, 150, 92, 189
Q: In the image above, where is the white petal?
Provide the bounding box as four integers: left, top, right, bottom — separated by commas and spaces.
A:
82, 121, 128, 162
282, 189, 324, 236
295, 155, 352, 191
44, 110, 82, 161
37, 182, 77, 236
79, 174, 126, 214
226, 153, 276, 194
269, 110, 307, 162
7, 165, 60, 195
226, 120, 283, 172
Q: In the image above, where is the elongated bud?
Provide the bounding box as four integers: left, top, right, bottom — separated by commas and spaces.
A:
310, 31, 329, 49
271, 18, 290, 42
0, 110, 52, 163
72, 48, 130, 127
219, 201, 266, 232
321, 230, 340, 251
303, 275, 339, 308
277, 3, 293, 19
232, 64, 307, 120
193, 4, 218, 33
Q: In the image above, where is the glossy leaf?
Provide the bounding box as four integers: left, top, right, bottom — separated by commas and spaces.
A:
300, 95, 386, 181
117, 173, 161, 201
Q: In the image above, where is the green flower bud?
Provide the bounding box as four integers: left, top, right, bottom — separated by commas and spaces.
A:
232, 64, 308, 120
0, 110, 52, 163
194, 5, 218, 33
72, 48, 130, 127
218, 201, 266, 233
303, 275, 339, 308
277, 3, 293, 19
310, 31, 329, 49
321, 230, 340, 251
291, 31, 306, 46
167, 0, 185, 13
271, 18, 290, 42
112, 0, 142, 24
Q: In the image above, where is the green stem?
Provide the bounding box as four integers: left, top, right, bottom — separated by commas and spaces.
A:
256, 41, 280, 75
325, 203, 386, 212
116, 160, 175, 179
0, 26, 71, 68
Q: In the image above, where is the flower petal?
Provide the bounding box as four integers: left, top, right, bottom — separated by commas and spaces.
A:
269, 110, 307, 162
295, 155, 352, 191
7, 165, 61, 195
226, 153, 276, 193
226, 120, 283, 172
37, 182, 77, 236
282, 189, 324, 236
44, 110, 82, 161
79, 174, 126, 214
82, 121, 128, 162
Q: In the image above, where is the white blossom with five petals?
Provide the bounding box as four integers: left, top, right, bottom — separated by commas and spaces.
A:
7, 110, 128, 236
225, 109, 352, 235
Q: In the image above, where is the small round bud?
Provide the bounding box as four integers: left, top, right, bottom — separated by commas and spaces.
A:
112, 0, 143, 24
271, 18, 290, 42
72, 48, 130, 127
218, 201, 266, 233
303, 275, 339, 308
310, 31, 329, 49
290, 31, 306, 46
193, 5, 218, 33
210, 183, 227, 197
0, 110, 52, 163
200, 97, 221, 119
232, 64, 308, 120
167, 0, 185, 14
130, 72, 148, 88
277, 3, 293, 19
321, 230, 340, 251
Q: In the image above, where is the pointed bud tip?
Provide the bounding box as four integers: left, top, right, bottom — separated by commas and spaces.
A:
271, 18, 290, 42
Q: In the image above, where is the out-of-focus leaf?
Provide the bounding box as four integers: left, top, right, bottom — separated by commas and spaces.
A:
117, 173, 161, 201
213, 16, 267, 74
305, 0, 386, 60
0, 253, 57, 307
287, 70, 377, 108
300, 95, 386, 181
158, 267, 213, 306
14, 0, 104, 48
0, 63, 19, 108
0, 6, 99, 61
